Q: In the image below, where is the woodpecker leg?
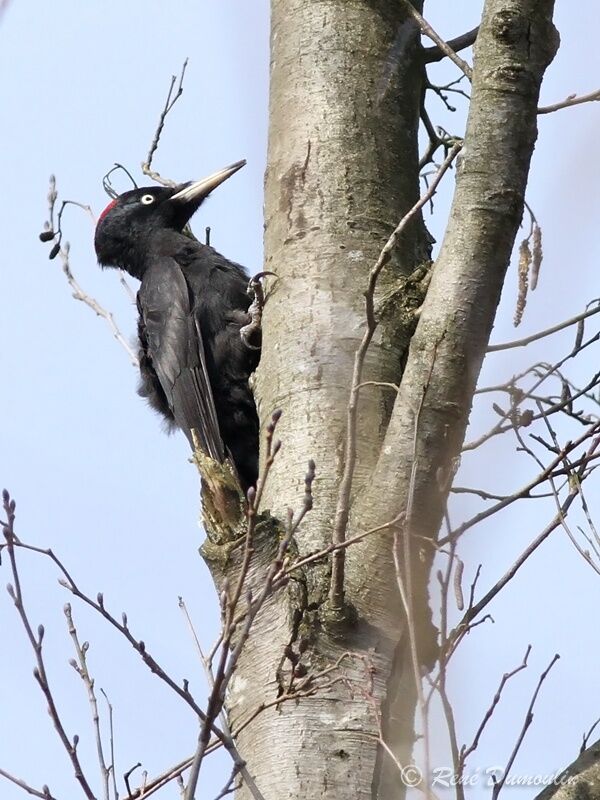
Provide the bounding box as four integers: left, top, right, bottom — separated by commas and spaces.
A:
240, 271, 276, 350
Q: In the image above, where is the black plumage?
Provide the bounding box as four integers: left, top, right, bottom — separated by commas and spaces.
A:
94, 161, 259, 488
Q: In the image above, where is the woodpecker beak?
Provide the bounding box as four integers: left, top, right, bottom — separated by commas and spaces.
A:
170, 160, 246, 205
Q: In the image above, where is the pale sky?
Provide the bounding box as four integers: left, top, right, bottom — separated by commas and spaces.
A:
1, 3, 598, 799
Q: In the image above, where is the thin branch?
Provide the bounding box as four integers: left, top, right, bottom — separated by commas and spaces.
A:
184, 415, 290, 800
232, 654, 351, 740
64, 604, 111, 800
452, 487, 581, 638
123, 764, 141, 798
213, 766, 241, 800
0, 769, 57, 800
432, 537, 462, 800
464, 339, 600, 451
444, 420, 600, 547
0, 534, 237, 757
538, 89, 600, 114
142, 60, 189, 186
451, 485, 552, 502
534, 402, 600, 575
281, 515, 403, 580
582, 718, 600, 754
399, 2, 472, 79
487, 304, 600, 352
40, 176, 139, 366
123, 756, 197, 800
178, 600, 263, 800
1, 491, 97, 800
393, 336, 444, 798
329, 142, 462, 613
459, 647, 531, 771
422, 26, 479, 63
491, 654, 560, 800
100, 690, 119, 800
418, 83, 464, 169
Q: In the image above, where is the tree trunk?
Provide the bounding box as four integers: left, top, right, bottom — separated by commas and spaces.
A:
200, 1, 559, 798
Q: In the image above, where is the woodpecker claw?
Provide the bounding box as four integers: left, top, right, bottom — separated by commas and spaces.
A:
246, 271, 277, 300
240, 272, 276, 351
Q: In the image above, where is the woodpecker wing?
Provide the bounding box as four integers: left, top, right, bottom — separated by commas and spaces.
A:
137, 258, 225, 463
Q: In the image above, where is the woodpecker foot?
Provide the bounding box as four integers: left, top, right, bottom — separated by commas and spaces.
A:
240, 271, 276, 350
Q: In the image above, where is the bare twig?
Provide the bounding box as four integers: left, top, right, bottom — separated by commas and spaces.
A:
59, 248, 139, 367
122, 755, 199, 800
491, 654, 560, 799
100, 690, 119, 800
65, 604, 111, 800
430, 536, 462, 798
178, 599, 263, 800
422, 26, 479, 63
399, 1, 472, 79
329, 142, 462, 613
2, 490, 97, 800
451, 485, 552, 502
393, 336, 444, 798
0, 530, 238, 758
534, 402, 600, 575
213, 766, 241, 800
233, 653, 351, 740
582, 718, 600, 754
443, 421, 600, 544
281, 514, 403, 581
142, 60, 189, 186
119, 275, 137, 305
489, 303, 600, 352
465, 329, 600, 452
184, 413, 290, 800
0, 769, 57, 800
452, 487, 582, 640
538, 89, 600, 114
459, 647, 531, 772
418, 95, 463, 169
123, 765, 141, 798
40, 176, 139, 366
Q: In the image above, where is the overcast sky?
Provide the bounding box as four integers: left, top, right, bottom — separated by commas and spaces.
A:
1, 3, 599, 799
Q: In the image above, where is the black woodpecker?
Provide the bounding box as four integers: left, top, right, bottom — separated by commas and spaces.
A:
94, 160, 259, 489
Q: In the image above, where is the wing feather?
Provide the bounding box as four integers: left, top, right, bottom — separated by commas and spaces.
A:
138, 258, 225, 463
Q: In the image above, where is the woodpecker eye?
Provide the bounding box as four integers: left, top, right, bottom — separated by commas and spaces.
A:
140, 194, 155, 205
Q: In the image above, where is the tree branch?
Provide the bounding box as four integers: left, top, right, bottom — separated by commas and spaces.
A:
329, 143, 461, 614
347, 0, 559, 639
538, 88, 600, 114
422, 27, 479, 64
142, 59, 188, 186
398, 1, 473, 79
488, 304, 600, 352
1, 491, 97, 800
534, 739, 600, 800
0, 769, 58, 800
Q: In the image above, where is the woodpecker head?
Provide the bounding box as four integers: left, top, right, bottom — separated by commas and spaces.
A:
94, 159, 245, 276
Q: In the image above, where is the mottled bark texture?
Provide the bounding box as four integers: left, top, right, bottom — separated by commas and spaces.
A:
199, 1, 558, 798
535, 738, 600, 800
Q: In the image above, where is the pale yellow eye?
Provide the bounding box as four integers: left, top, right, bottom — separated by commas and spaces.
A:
141, 194, 155, 205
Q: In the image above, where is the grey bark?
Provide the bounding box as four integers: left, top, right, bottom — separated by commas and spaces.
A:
198, 1, 559, 798
535, 739, 600, 800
